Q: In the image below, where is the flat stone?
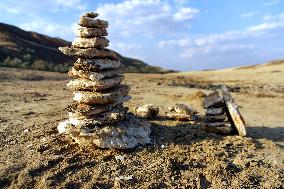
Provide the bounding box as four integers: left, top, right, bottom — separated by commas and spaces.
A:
68, 105, 128, 126
204, 90, 224, 108
206, 107, 225, 115
76, 27, 108, 38
205, 114, 227, 122
168, 103, 197, 115
73, 85, 130, 104
59, 114, 151, 149
166, 113, 194, 121
68, 67, 123, 81
204, 122, 231, 127
74, 58, 121, 72
203, 125, 233, 135
67, 96, 131, 118
72, 37, 109, 48
79, 17, 108, 28
59, 47, 117, 59
82, 12, 98, 18
221, 85, 247, 136
66, 75, 124, 91
134, 104, 159, 118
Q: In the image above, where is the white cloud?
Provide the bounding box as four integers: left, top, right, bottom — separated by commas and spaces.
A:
158, 12, 284, 60
173, 7, 199, 21
247, 23, 279, 32
240, 11, 258, 18
110, 42, 142, 53
180, 44, 255, 58
263, 0, 283, 6
247, 12, 284, 32
20, 20, 76, 39
96, 0, 199, 37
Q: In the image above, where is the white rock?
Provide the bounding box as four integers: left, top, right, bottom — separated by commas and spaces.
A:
115, 155, 125, 161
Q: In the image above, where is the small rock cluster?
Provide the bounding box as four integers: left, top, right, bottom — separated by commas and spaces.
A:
167, 103, 197, 121
57, 12, 151, 149
203, 90, 232, 134
203, 85, 246, 136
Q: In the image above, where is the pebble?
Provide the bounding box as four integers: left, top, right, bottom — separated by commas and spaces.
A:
134, 104, 159, 118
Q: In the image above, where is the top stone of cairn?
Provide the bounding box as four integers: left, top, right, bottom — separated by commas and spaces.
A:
83, 12, 98, 18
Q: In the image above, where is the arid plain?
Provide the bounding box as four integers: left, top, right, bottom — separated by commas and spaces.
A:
0, 61, 283, 188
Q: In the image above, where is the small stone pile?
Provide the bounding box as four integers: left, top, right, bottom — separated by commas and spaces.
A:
57, 12, 151, 149
203, 90, 232, 134
203, 85, 246, 136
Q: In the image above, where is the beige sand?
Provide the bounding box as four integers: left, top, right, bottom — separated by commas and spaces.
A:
0, 64, 283, 188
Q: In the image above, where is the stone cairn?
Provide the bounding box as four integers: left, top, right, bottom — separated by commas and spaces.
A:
203, 85, 246, 136
57, 12, 151, 149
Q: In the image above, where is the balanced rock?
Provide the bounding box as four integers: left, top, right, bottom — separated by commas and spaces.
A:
68, 106, 128, 126
60, 114, 151, 149
206, 107, 225, 115
59, 47, 117, 59
204, 90, 224, 108
204, 122, 233, 135
72, 37, 109, 48
66, 75, 124, 91
74, 58, 121, 72
221, 85, 246, 136
205, 114, 227, 122
68, 67, 123, 81
76, 27, 108, 38
57, 12, 151, 149
79, 17, 108, 28
83, 12, 98, 18
73, 85, 130, 105
203, 89, 232, 135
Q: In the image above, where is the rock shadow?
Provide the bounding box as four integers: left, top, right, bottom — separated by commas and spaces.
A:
247, 126, 284, 145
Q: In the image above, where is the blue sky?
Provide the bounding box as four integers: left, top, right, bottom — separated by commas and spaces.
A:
0, 0, 284, 71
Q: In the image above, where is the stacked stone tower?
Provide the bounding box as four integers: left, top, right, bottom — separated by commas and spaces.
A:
203, 85, 246, 136
57, 12, 151, 149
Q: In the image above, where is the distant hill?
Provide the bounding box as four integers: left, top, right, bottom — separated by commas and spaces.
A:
0, 22, 174, 73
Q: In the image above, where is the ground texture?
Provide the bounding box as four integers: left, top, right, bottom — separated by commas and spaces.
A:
0, 66, 283, 188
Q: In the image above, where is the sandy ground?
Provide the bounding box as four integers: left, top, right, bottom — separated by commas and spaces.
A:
0, 66, 283, 188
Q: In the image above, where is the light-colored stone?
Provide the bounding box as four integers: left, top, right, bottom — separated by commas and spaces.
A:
168, 103, 197, 115
68, 106, 128, 126
59, 47, 117, 59
67, 96, 131, 118
66, 75, 124, 91
204, 90, 224, 108
73, 85, 130, 104
83, 12, 98, 18
206, 107, 225, 115
74, 58, 121, 72
79, 17, 108, 28
221, 85, 246, 136
134, 104, 159, 118
72, 37, 109, 48
59, 114, 151, 149
76, 27, 108, 38
68, 67, 123, 81
166, 113, 194, 121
